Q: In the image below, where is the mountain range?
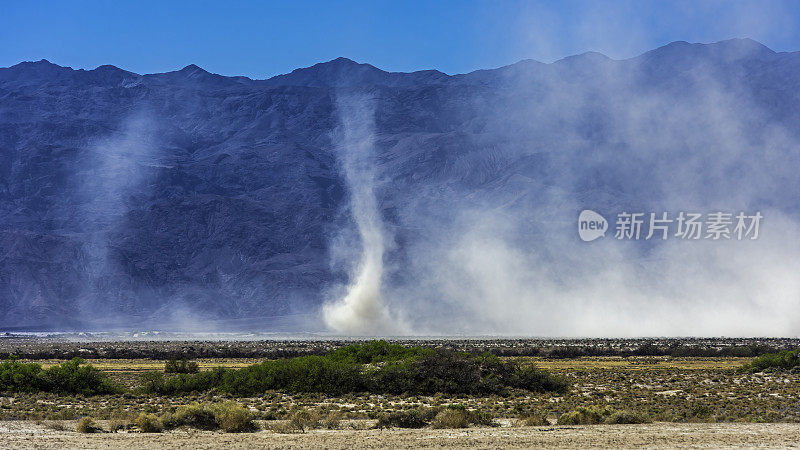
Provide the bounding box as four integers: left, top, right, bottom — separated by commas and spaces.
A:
2, 38, 800, 333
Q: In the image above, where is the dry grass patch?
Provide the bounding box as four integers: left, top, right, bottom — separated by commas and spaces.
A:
135, 413, 163, 433
76, 417, 102, 433
522, 412, 551, 426
211, 402, 258, 433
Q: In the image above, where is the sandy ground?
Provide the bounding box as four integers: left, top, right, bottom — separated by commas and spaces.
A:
1, 422, 800, 449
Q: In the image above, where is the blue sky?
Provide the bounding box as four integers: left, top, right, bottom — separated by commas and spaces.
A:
2, 0, 799, 78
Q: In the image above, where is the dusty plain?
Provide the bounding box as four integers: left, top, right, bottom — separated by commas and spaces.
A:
1, 337, 799, 448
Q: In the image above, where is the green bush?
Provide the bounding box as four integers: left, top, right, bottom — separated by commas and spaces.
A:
139, 371, 167, 393
744, 349, 800, 372
370, 351, 568, 396
509, 365, 570, 394
138, 368, 225, 395
41, 358, 121, 395
138, 341, 568, 397
0, 357, 120, 395
373, 352, 494, 395
0, 357, 44, 392
164, 359, 199, 374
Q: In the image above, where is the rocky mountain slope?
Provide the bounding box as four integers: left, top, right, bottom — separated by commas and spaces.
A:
1, 38, 799, 332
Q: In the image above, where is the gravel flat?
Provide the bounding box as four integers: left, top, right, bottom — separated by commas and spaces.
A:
2, 422, 800, 449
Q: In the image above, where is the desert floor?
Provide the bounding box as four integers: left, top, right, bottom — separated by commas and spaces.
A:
2, 421, 800, 449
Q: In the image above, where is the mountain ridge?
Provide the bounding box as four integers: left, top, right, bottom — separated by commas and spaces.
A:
2, 38, 789, 88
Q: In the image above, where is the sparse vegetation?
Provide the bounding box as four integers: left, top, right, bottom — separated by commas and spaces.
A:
1, 337, 791, 360
0, 338, 799, 428
558, 406, 617, 425
287, 408, 319, 433
605, 410, 652, 424
42, 421, 70, 432
140, 341, 568, 397
430, 405, 496, 428
269, 420, 301, 433
322, 410, 343, 429
558, 406, 651, 425
108, 412, 136, 432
